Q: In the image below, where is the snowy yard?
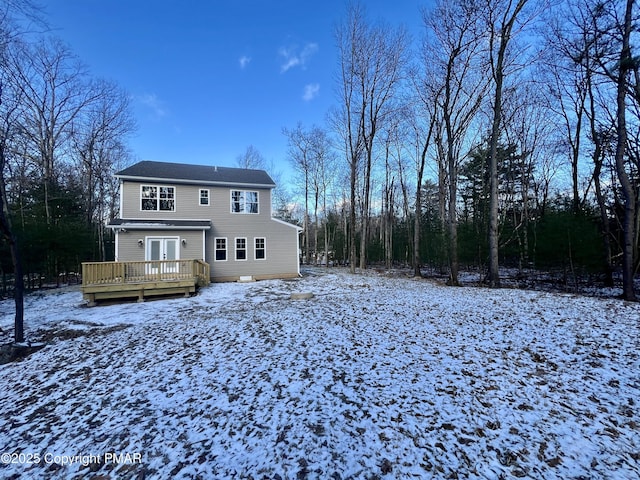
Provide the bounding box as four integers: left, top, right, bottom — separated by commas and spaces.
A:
0, 267, 639, 479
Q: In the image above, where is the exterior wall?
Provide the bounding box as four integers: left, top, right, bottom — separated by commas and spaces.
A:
118, 180, 300, 281
206, 218, 299, 281
117, 230, 205, 262
121, 182, 225, 220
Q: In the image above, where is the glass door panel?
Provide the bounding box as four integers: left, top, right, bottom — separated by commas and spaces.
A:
164, 239, 178, 273
146, 238, 180, 275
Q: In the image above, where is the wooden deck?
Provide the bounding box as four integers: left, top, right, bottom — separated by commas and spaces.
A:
81, 260, 210, 306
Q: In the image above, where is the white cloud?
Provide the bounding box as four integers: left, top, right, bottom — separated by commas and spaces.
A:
137, 93, 167, 119
302, 83, 320, 101
279, 42, 318, 73
239, 55, 251, 69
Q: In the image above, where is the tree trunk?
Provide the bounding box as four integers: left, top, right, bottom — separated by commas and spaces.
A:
486, 0, 528, 287
447, 153, 459, 286
614, 0, 636, 301
324, 195, 330, 268
9, 236, 24, 342
314, 186, 319, 266
304, 172, 310, 265
487, 84, 503, 288
0, 162, 25, 343
413, 141, 433, 277
359, 147, 372, 270
349, 158, 357, 273
593, 161, 614, 287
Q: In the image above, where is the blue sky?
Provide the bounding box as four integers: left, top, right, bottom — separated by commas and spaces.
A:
45, 1, 426, 180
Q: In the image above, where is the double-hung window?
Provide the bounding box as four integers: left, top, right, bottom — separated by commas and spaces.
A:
235, 238, 247, 260
141, 185, 175, 211
199, 189, 210, 206
255, 238, 266, 260
231, 190, 258, 214
215, 238, 227, 261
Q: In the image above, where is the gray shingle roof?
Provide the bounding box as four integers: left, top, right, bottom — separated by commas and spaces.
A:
116, 161, 276, 187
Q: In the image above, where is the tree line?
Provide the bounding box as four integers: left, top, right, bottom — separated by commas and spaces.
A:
1, 2, 135, 274
1, 2, 136, 340
281, 0, 639, 301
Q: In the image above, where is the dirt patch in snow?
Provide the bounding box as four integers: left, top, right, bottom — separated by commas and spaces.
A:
0, 343, 46, 365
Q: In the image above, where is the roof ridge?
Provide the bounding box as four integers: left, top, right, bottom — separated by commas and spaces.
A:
115, 160, 276, 187
135, 160, 267, 173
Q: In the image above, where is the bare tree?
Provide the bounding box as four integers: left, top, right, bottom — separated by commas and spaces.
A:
555, 0, 639, 299
483, 0, 530, 288
612, 0, 636, 300
502, 83, 551, 272
0, 66, 25, 342
309, 127, 336, 267
70, 79, 135, 259
285, 123, 336, 265
422, 0, 488, 285
236, 144, 266, 170
334, 6, 364, 273
335, 2, 407, 271
379, 115, 405, 269
0, 0, 45, 343
284, 123, 313, 264
563, 0, 616, 284
408, 58, 439, 276
72, 80, 135, 223
11, 36, 98, 224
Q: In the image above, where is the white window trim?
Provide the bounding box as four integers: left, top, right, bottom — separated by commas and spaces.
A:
214, 237, 228, 262
230, 190, 259, 214
235, 237, 248, 261
140, 184, 176, 212
254, 237, 266, 261
199, 189, 210, 206
144, 235, 180, 261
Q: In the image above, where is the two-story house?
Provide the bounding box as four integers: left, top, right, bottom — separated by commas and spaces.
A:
108, 160, 301, 282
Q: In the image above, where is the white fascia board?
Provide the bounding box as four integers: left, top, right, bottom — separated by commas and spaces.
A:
107, 224, 211, 231
271, 217, 303, 232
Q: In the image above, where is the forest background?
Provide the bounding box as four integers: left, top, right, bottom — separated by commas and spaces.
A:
1, 0, 638, 305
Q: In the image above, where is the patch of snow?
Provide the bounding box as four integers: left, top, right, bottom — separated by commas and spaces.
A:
0, 268, 638, 479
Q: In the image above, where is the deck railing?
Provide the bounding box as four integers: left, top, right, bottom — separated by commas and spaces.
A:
82, 259, 210, 287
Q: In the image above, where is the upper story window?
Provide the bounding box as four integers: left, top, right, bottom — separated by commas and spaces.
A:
231, 190, 258, 214
199, 189, 210, 206
141, 185, 175, 211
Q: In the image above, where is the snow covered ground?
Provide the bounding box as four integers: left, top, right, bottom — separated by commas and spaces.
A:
0, 267, 639, 479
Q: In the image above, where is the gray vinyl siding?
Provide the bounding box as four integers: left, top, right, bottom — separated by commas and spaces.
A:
206, 218, 299, 281
121, 182, 216, 219
118, 180, 300, 281
117, 230, 205, 262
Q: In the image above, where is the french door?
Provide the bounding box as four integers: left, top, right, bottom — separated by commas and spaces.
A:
146, 237, 179, 274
